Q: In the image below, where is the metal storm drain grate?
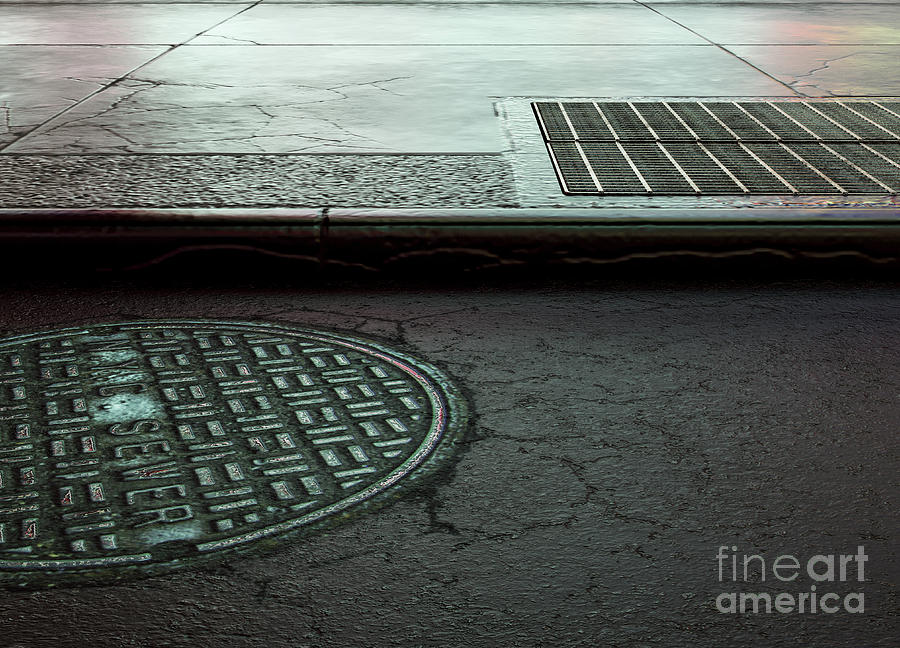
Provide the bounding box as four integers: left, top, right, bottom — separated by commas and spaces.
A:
0, 321, 465, 588
534, 100, 900, 195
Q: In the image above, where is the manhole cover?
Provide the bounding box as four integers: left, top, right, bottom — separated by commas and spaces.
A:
0, 321, 465, 588
535, 100, 900, 195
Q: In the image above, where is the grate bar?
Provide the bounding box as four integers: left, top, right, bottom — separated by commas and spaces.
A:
850, 101, 900, 136
574, 141, 604, 193
819, 143, 896, 193
837, 101, 900, 140
547, 142, 598, 194
615, 142, 653, 194
861, 142, 900, 172
598, 102, 654, 140
732, 102, 781, 141
562, 103, 615, 140
631, 102, 695, 141
739, 102, 805, 140
801, 101, 861, 140
698, 102, 742, 141
698, 143, 750, 193
628, 102, 660, 141
557, 102, 579, 140
767, 102, 821, 140
580, 142, 648, 194
778, 143, 847, 194
848, 142, 900, 191
533, 102, 574, 140
738, 143, 797, 193
666, 101, 736, 140
656, 143, 701, 194
544, 143, 569, 193
873, 101, 900, 119
663, 102, 700, 140
592, 102, 619, 141
656, 142, 744, 194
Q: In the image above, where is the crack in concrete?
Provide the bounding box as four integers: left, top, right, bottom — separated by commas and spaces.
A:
61, 75, 116, 88
631, 1, 802, 96
787, 51, 863, 97
328, 76, 414, 97
446, 515, 580, 553
125, 76, 240, 91
0, 46, 177, 153
27, 81, 163, 137
423, 490, 462, 536
0, 1, 264, 153
301, 548, 382, 570
252, 306, 483, 353
97, 125, 143, 148
197, 34, 263, 46
15, 77, 391, 151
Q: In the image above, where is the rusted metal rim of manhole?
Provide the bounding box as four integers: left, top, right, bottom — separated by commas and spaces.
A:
0, 320, 467, 588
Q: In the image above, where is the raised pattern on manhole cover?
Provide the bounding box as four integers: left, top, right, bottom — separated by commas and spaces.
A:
0, 321, 465, 587
535, 100, 900, 195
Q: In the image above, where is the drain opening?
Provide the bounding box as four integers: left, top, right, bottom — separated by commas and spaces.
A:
535, 100, 900, 196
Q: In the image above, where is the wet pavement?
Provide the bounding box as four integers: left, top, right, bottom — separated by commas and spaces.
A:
0, 1, 898, 647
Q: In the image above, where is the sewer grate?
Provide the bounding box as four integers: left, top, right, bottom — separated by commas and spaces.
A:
534, 100, 900, 195
0, 321, 465, 588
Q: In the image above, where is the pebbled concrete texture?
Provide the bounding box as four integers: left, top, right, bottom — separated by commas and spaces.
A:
0, 276, 897, 647
0, 155, 518, 208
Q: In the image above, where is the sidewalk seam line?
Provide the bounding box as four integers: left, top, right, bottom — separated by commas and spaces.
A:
630, 0, 803, 97
0, 1, 264, 154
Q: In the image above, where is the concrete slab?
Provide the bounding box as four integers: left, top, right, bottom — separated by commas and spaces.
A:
650, 3, 900, 45
196, 3, 703, 45
0, 45, 166, 149
3, 45, 788, 154
727, 45, 900, 96
0, 4, 249, 45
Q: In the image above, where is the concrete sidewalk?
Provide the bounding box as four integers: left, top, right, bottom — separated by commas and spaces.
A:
1, 1, 899, 203
1, 0, 899, 267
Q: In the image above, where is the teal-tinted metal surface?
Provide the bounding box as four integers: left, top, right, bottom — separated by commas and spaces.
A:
0, 321, 466, 588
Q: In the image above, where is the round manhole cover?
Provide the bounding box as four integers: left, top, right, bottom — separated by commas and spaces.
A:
0, 320, 465, 587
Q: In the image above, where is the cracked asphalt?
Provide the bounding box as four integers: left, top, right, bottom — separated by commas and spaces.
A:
0, 273, 897, 647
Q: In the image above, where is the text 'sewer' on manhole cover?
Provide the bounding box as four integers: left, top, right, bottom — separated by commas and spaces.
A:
0, 321, 466, 588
